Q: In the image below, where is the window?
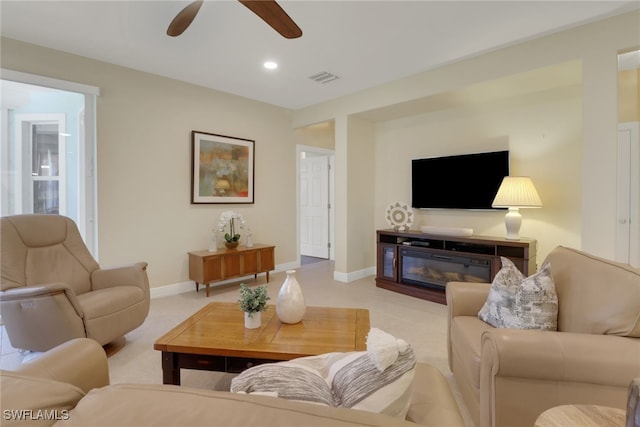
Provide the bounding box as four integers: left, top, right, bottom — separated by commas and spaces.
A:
1, 70, 99, 255
15, 114, 67, 215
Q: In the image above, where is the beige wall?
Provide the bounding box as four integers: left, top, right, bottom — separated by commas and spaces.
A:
373, 77, 582, 264
332, 115, 376, 277
293, 10, 640, 266
1, 38, 297, 288
293, 121, 335, 150
619, 68, 640, 122
345, 117, 375, 275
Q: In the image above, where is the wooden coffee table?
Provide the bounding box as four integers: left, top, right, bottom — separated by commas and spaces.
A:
154, 302, 370, 385
535, 404, 626, 427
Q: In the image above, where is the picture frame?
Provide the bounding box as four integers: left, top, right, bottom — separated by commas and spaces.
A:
191, 131, 255, 204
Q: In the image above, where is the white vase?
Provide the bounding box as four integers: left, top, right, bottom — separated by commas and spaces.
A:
276, 270, 306, 324
244, 311, 261, 329
208, 232, 217, 252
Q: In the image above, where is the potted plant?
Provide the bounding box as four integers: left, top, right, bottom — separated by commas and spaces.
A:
238, 283, 270, 329
218, 210, 245, 249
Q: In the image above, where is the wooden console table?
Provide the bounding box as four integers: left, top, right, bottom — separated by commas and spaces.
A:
376, 229, 536, 304
188, 244, 275, 297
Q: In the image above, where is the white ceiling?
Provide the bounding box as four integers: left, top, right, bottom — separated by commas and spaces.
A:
1, 1, 638, 110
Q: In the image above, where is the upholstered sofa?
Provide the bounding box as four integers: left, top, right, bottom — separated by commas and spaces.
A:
0, 214, 150, 352
447, 245, 640, 427
1, 338, 465, 427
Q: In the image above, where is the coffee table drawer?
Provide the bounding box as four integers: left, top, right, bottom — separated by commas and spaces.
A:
226, 357, 275, 373
174, 353, 227, 372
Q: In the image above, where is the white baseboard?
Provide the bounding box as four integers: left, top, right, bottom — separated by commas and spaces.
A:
278, 261, 299, 273
333, 266, 376, 283
150, 261, 299, 299
150, 281, 195, 299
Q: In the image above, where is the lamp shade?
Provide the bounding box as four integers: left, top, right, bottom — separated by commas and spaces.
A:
492, 176, 542, 208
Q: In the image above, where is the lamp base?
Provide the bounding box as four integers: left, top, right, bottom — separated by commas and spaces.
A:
504, 208, 522, 240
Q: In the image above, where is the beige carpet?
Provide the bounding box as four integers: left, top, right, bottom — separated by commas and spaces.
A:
1, 259, 473, 426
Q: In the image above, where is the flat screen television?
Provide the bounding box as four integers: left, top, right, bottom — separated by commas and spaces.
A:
411, 150, 509, 210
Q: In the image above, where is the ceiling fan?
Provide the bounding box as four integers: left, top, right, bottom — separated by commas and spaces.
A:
167, 0, 302, 39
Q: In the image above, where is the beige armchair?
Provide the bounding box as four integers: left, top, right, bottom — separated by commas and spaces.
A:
0, 214, 150, 352
447, 246, 640, 427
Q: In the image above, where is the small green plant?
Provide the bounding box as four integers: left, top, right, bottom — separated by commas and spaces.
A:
238, 283, 270, 318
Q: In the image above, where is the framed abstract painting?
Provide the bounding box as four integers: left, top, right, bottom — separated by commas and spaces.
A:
191, 131, 255, 204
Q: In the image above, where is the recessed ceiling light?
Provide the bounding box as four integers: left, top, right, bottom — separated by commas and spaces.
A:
263, 61, 278, 70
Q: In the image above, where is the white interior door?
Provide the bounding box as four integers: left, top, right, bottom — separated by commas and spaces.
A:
616, 121, 640, 267
300, 155, 329, 258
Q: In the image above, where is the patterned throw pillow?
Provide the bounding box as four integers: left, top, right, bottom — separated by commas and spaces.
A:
230, 330, 416, 418
329, 348, 416, 418
513, 263, 558, 330
478, 257, 526, 327
229, 363, 334, 406
478, 257, 558, 330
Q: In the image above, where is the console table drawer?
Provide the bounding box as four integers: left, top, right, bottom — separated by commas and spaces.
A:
203, 258, 222, 281
222, 252, 242, 277
242, 250, 259, 274
258, 247, 275, 271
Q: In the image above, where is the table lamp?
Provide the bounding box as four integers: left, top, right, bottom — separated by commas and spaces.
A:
492, 176, 542, 240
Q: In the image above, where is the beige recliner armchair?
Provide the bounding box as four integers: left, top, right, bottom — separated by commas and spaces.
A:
0, 214, 150, 352
447, 246, 640, 427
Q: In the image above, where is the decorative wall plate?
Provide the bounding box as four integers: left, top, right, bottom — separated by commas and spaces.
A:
385, 202, 414, 231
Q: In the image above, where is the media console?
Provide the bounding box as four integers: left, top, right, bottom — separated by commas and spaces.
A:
376, 229, 536, 304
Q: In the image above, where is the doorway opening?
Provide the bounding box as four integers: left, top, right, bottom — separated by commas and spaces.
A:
297, 145, 335, 264
616, 49, 640, 267
1, 71, 98, 255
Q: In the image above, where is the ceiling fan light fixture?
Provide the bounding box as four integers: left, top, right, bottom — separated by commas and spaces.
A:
263, 61, 278, 70
239, 0, 302, 39
167, 0, 302, 39
166, 0, 204, 37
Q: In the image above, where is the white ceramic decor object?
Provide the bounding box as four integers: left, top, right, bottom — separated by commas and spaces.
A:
246, 229, 254, 247
276, 270, 306, 324
385, 201, 414, 231
244, 311, 261, 329
208, 231, 218, 252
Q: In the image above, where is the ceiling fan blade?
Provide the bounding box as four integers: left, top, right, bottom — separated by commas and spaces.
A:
167, 0, 204, 37
238, 0, 302, 39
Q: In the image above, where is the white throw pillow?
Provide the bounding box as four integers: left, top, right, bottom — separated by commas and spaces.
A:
366, 327, 410, 372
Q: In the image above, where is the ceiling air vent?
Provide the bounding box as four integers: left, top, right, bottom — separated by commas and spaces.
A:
308, 71, 340, 84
